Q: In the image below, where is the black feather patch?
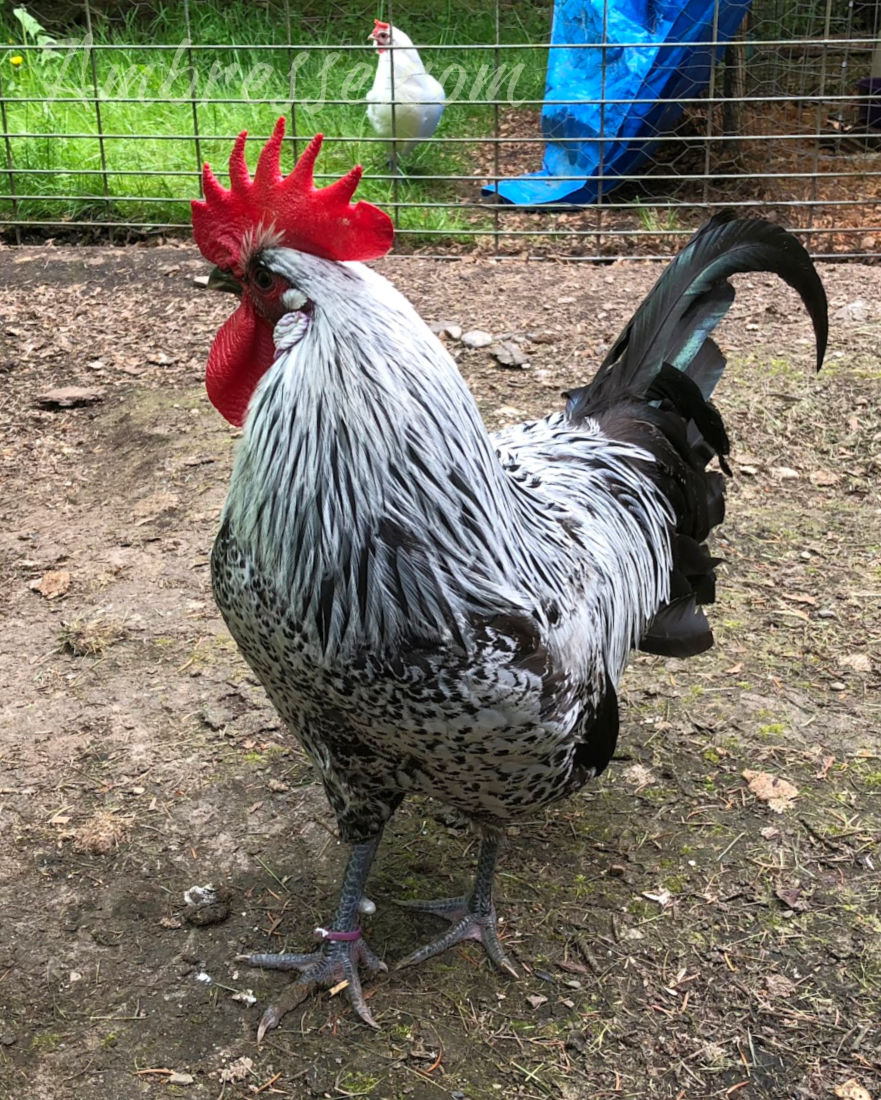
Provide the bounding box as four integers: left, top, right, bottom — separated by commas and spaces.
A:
573, 675, 619, 778
639, 595, 714, 658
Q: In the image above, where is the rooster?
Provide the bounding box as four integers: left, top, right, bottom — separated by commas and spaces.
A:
366, 19, 445, 164
191, 119, 827, 1036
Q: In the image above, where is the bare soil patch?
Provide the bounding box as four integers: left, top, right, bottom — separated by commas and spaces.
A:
0, 242, 879, 1099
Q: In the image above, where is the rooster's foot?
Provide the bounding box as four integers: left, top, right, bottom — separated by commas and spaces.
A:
237, 931, 387, 1037
394, 894, 518, 976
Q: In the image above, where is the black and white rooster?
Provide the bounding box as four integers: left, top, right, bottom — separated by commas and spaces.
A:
191, 119, 827, 1035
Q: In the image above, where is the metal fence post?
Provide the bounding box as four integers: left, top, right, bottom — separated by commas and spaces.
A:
82, 0, 110, 236
183, 0, 204, 201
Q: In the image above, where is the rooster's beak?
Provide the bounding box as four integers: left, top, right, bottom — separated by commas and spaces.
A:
207, 266, 243, 296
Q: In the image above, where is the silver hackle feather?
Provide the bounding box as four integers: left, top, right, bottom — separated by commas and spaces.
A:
214, 248, 675, 836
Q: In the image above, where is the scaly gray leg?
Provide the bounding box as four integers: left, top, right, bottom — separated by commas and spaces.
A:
395, 826, 517, 976
237, 836, 385, 1036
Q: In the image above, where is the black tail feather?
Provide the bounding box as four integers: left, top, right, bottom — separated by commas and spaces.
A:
563, 214, 828, 663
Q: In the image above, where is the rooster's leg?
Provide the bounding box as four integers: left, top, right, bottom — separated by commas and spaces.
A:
395, 826, 517, 977
237, 836, 386, 1036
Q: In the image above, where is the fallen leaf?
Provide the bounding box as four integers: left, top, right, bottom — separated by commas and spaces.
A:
219, 1057, 253, 1084
839, 653, 872, 673
30, 570, 71, 599
815, 755, 835, 779
743, 770, 799, 813
132, 491, 180, 521
34, 386, 103, 409
526, 994, 548, 1009
784, 592, 817, 606
760, 826, 780, 840
764, 973, 796, 998
774, 885, 810, 912
809, 468, 840, 487
622, 763, 655, 791
834, 1081, 873, 1100
642, 889, 672, 907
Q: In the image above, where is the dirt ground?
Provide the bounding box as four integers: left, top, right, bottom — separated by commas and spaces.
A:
0, 241, 879, 1100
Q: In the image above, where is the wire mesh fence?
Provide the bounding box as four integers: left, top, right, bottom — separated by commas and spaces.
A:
1, 0, 879, 259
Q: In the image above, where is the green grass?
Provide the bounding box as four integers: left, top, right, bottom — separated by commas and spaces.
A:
0, 1, 552, 242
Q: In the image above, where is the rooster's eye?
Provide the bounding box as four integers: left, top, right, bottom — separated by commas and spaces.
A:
252, 266, 275, 292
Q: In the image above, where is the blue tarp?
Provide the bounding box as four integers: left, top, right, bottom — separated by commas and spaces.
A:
485, 0, 751, 206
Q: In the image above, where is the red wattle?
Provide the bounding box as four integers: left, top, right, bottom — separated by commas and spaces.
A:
205, 296, 276, 427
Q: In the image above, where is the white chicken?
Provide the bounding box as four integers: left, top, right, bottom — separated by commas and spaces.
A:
366, 19, 445, 163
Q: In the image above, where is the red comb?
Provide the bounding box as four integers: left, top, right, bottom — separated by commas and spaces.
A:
191, 118, 393, 273
374, 19, 389, 29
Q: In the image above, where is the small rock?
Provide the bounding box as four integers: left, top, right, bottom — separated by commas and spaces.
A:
167, 1072, 195, 1086
199, 708, 227, 731
29, 570, 71, 600
564, 1030, 586, 1053
809, 468, 840, 487
461, 329, 492, 349
443, 323, 462, 341
771, 466, 799, 480
0, 1034, 16, 1047
183, 884, 232, 927
490, 341, 529, 368
34, 386, 103, 409
833, 299, 871, 322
